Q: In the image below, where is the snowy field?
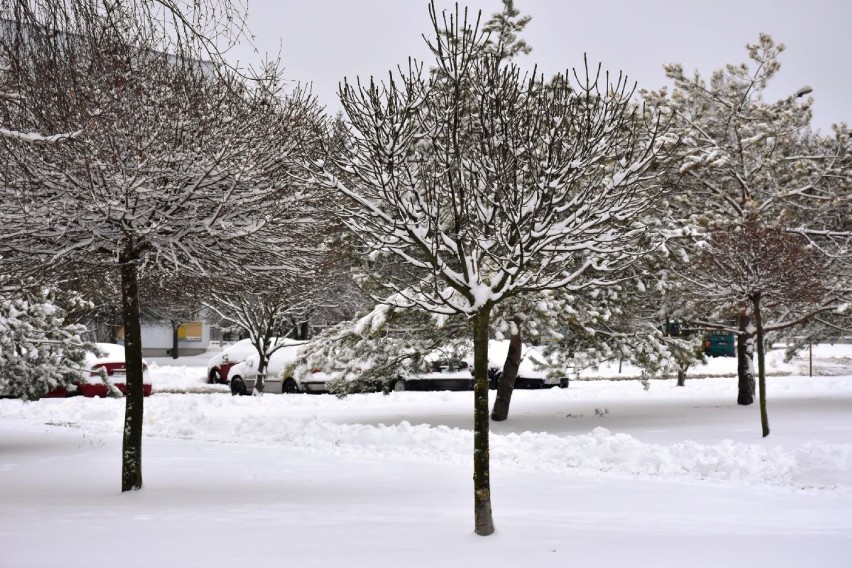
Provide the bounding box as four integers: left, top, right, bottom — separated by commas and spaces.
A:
1, 345, 851, 568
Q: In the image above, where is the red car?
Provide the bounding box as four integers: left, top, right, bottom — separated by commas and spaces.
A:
43, 343, 152, 398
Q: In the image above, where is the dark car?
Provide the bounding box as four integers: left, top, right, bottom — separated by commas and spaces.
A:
486, 340, 570, 389
487, 367, 570, 390
389, 340, 569, 392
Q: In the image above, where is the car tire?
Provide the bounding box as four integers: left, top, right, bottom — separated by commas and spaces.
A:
391, 378, 406, 392
282, 378, 299, 394
209, 369, 221, 385
230, 377, 247, 396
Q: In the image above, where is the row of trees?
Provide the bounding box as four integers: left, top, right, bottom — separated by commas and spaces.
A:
0, 0, 327, 491
301, 2, 850, 535
1, 0, 849, 537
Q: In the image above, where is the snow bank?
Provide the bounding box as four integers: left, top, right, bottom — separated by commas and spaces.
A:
3, 372, 850, 494
495, 428, 851, 490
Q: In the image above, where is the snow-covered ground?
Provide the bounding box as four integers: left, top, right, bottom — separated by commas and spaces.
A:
1, 344, 850, 567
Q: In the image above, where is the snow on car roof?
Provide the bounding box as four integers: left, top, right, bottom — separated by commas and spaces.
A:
85, 343, 128, 365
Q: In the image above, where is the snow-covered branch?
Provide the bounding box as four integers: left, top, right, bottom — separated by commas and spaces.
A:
0, 128, 82, 144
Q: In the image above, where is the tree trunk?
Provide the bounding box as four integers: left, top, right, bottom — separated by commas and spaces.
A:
171, 322, 180, 359
752, 294, 770, 437
119, 248, 145, 492
491, 319, 522, 421
253, 353, 268, 396
676, 365, 687, 387
736, 311, 755, 405
472, 308, 495, 536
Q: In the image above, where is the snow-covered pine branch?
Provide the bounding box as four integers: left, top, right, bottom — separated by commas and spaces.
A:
0, 287, 93, 401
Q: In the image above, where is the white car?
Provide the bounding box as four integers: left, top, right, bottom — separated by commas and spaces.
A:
207, 338, 271, 384
227, 340, 309, 395
297, 368, 338, 394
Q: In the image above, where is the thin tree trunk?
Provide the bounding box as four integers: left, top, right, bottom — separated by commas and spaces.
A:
171, 322, 179, 359
752, 294, 770, 437
491, 318, 522, 421
809, 342, 813, 377
472, 309, 495, 536
736, 311, 755, 405
119, 247, 144, 492
676, 364, 689, 387
253, 353, 268, 395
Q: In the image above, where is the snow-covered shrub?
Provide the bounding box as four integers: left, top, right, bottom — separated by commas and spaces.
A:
0, 292, 91, 400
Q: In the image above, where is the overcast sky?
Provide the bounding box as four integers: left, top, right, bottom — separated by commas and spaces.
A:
232, 0, 851, 133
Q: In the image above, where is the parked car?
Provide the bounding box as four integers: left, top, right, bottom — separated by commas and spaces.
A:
283, 339, 571, 395
207, 338, 262, 384
298, 369, 338, 394
227, 340, 308, 395
43, 342, 152, 398
388, 340, 569, 392
389, 358, 474, 392
704, 333, 735, 357
486, 340, 570, 389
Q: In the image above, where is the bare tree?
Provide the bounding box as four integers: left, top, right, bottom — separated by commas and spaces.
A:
139, 272, 205, 359
1, 0, 253, 143
0, 6, 322, 491
205, 280, 309, 395
205, 214, 353, 395
311, 2, 668, 535
686, 218, 847, 436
